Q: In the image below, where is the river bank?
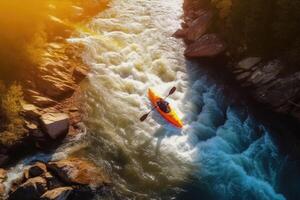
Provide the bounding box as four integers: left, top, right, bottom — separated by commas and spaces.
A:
0, 1, 111, 199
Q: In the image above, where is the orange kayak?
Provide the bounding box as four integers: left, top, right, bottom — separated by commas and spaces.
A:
148, 88, 183, 128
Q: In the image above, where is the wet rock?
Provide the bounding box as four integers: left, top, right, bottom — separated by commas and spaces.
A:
185, 34, 226, 57
8, 177, 47, 200
48, 158, 111, 188
237, 57, 262, 71
173, 28, 187, 38
0, 168, 7, 196
41, 187, 73, 200
247, 60, 284, 85
41, 113, 70, 140
232, 59, 300, 120
24, 162, 47, 179
186, 10, 212, 42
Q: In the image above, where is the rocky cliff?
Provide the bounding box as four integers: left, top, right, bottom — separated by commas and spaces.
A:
177, 0, 300, 122
0, 2, 111, 198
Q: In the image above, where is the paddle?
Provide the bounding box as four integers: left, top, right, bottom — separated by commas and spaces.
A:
140, 87, 176, 122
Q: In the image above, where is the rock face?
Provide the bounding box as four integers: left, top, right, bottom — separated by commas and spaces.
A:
233, 59, 300, 120
48, 158, 111, 188
177, 1, 226, 58
185, 10, 213, 42
180, 0, 300, 122
8, 158, 111, 200
185, 34, 225, 57
41, 113, 70, 140
23, 43, 88, 108
25, 162, 48, 179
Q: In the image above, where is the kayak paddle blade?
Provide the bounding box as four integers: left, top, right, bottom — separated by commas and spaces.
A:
169, 87, 176, 95
140, 114, 148, 121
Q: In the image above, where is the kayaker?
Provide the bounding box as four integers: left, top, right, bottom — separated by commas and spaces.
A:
157, 98, 171, 113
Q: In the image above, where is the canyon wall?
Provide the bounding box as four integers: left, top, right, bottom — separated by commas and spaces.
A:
176, 0, 300, 122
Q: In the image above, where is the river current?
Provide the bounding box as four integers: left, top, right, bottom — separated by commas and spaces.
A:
55, 0, 300, 199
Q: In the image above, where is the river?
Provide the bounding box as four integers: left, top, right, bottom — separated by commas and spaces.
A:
72, 0, 300, 199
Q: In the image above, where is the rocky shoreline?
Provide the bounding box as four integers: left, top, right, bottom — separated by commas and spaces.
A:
3, 158, 111, 200
0, 1, 112, 199
176, 0, 300, 123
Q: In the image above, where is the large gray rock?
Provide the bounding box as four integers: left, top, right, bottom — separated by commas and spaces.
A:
41, 113, 70, 139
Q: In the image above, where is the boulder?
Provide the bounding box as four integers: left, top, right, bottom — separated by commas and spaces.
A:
8, 177, 47, 200
48, 158, 111, 188
237, 57, 262, 71
185, 34, 226, 57
41, 187, 73, 200
24, 162, 47, 179
186, 10, 212, 42
41, 113, 70, 140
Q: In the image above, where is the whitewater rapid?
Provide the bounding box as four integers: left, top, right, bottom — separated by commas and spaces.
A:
74, 0, 298, 199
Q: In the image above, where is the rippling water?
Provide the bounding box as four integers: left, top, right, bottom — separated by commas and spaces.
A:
73, 0, 300, 199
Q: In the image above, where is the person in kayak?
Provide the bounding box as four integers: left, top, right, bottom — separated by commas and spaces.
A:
157, 98, 171, 113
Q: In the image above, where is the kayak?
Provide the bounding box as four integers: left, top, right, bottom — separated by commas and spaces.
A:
148, 88, 183, 128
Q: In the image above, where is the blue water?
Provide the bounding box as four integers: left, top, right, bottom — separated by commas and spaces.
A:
175, 62, 300, 200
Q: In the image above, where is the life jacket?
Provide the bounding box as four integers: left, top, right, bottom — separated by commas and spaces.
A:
157, 99, 171, 113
